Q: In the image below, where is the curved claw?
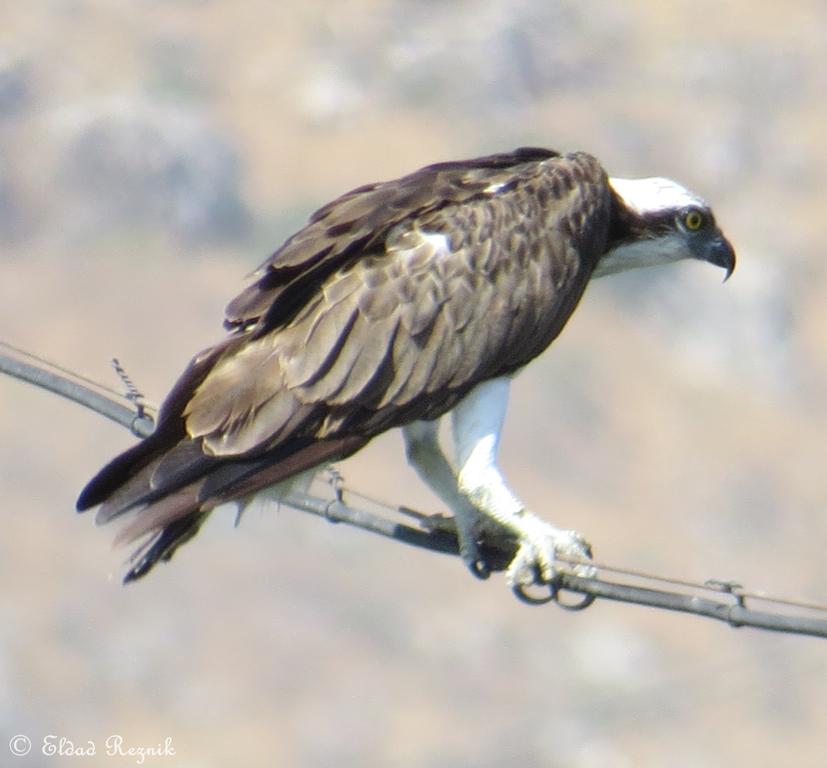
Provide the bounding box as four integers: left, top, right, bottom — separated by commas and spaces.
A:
512, 580, 596, 610
555, 589, 596, 611
458, 539, 491, 580
503, 517, 594, 589
512, 581, 556, 605
468, 558, 491, 580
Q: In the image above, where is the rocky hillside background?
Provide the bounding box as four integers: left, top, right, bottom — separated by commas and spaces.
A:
2, 2, 826, 766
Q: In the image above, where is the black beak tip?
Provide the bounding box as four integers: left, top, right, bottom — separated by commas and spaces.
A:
723, 261, 734, 283
710, 236, 736, 283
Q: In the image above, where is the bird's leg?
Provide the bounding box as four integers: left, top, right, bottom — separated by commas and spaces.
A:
452, 378, 592, 587
402, 420, 490, 578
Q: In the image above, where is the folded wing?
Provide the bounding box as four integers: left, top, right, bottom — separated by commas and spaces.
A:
77, 148, 612, 580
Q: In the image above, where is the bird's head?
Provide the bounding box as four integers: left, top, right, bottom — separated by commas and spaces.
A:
595, 176, 735, 280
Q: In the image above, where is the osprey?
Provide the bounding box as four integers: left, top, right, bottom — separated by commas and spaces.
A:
77, 147, 735, 585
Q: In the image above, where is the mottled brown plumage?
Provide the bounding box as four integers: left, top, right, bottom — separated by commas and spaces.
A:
76, 148, 638, 581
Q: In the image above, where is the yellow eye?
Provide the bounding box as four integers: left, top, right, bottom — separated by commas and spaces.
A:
683, 208, 705, 231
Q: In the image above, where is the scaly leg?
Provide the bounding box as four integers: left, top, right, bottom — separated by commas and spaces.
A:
402, 420, 489, 577
451, 377, 592, 587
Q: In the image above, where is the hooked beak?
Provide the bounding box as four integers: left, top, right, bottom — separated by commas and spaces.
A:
701, 233, 736, 282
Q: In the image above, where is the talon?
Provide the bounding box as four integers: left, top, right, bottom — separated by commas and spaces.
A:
513, 581, 556, 605
458, 538, 491, 580
502, 514, 593, 588
555, 590, 596, 611
468, 557, 491, 580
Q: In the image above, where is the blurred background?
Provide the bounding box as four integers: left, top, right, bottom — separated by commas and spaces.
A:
2, 1, 826, 765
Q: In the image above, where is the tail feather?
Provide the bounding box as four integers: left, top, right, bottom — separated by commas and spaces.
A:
78, 336, 237, 513
76, 324, 371, 580
77, 436, 167, 512
81, 432, 369, 581
113, 484, 205, 547
95, 440, 217, 524
123, 511, 208, 583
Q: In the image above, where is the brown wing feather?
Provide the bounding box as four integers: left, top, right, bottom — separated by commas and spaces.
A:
77, 147, 612, 580
223, 147, 560, 333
